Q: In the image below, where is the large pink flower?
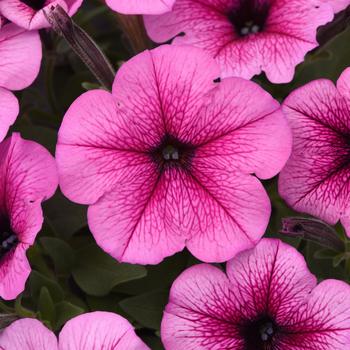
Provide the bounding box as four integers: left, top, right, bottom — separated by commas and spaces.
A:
106, 0, 176, 15
279, 68, 350, 237
0, 0, 83, 30
161, 238, 350, 349
0, 133, 58, 300
0, 311, 150, 349
143, 0, 349, 83
56, 45, 291, 264
0, 23, 42, 141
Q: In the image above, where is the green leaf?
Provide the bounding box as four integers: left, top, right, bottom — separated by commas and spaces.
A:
14, 295, 36, 318
72, 244, 147, 296
119, 290, 169, 330
28, 271, 64, 302
55, 301, 85, 329
38, 287, 56, 327
314, 248, 339, 259
40, 237, 75, 274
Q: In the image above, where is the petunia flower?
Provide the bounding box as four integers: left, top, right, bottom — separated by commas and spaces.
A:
0, 22, 42, 140
56, 45, 291, 264
279, 67, 350, 237
0, 0, 83, 30
144, 0, 349, 83
0, 133, 58, 300
106, 0, 176, 15
161, 238, 350, 349
0, 311, 150, 349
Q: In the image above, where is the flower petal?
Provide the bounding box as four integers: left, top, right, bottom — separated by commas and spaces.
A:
161, 264, 243, 350
145, 0, 334, 82
226, 239, 317, 325
337, 67, 350, 100
279, 77, 350, 225
0, 318, 58, 350
0, 88, 18, 142
0, 243, 31, 300
106, 0, 176, 14
0, 133, 58, 244
191, 77, 291, 179
321, 0, 350, 12
59, 311, 149, 350
280, 280, 350, 349
0, 23, 41, 90
112, 45, 220, 143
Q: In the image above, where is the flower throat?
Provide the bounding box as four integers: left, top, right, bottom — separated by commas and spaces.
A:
0, 217, 18, 260
21, 0, 46, 10
228, 0, 270, 37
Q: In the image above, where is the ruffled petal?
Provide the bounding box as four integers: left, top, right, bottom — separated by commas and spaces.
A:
106, 0, 175, 14
0, 133, 58, 243
0, 318, 58, 350
0, 243, 31, 300
59, 311, 149, 350
0, 23, 41, 90
0, 88, 18, 142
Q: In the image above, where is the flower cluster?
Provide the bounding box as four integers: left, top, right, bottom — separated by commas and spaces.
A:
0, 0, 350, 349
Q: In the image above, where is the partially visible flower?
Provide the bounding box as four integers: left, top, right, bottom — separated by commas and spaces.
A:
322, 0, 350, 12
106, 0, 176, 15
0, 0, 83, 30
0, 133, 58, 300
279, 67, 350, 237
161, 238, 350, 350
0, 23, 42, 139
0, 311, 150, 349
56, 45, 291, 264
144, 0, 348, 83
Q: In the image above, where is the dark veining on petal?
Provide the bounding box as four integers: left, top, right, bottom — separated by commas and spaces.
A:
20, 0, 46, 10
240, 315, 278, 350
150, 133, 196, 171
228, 0, 270, 37
0, 216, 18, 260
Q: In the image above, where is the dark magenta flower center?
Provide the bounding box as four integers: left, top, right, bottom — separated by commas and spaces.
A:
0, 217, 18, 260
240, 315, 277, 350
20, 0, 46, 10
150, 134, 195, 170
228, 0, 270, 37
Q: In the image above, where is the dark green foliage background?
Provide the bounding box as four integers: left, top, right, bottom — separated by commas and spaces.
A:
1, 1, 350, 348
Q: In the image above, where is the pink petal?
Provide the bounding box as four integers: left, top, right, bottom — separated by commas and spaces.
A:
337, 67, 350, 100
112, 45, 220, 143
279, 77, 350, 226
0, 243, 31, 300
0, 23, 41, 90
0, 0, 82, 30
145, 0, 334, 83
190, 77, 291, 179
321, 0, 350, 12
280, 280, 350, 349
59, 311, 150, 350
161, 264, 243, 350
226, 239, 317, 325
0, 133, 58, 244
0, 318, 58, 350
106, 0, 175, 14
0, 88, 18, 142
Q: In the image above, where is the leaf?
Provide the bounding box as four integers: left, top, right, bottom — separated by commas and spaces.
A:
55, 301, 85, 329
28, 271, 64, 302
38, 287, 56, 327
119, 290, 169, 330
14, 295, 36, 318
71, 244, 147, 296
40, 237, 75, 274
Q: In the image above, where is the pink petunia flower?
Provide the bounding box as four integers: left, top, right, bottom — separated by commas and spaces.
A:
0, 0, 83, 30
144, 0, 350, 83
0, 133, 58, 300
0, 311, 150, 349
279, 67, 350, 237
56, 45, 291, 264
161, 238, 350, 349
0, 23, 42, 140
106, 0, 176, 15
